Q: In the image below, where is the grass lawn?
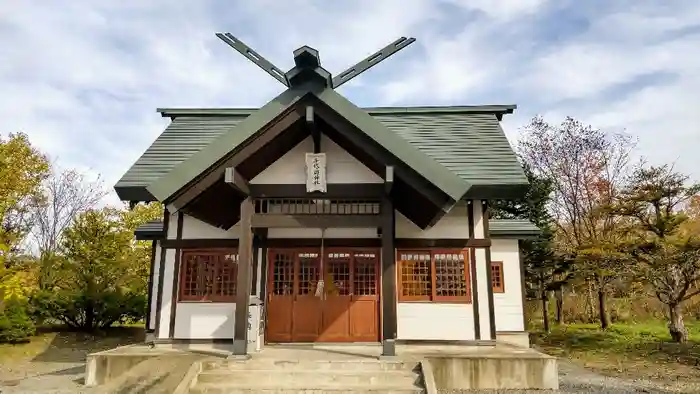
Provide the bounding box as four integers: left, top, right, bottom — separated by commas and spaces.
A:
532, 320, 700, 384
0, 325, 144, 364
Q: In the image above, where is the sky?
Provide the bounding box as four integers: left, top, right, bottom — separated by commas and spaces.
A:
1, 0, 699, 205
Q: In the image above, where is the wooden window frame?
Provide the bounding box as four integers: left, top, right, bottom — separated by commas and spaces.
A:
491, 260, 505, 293
179, 248, 238, 302
396, 249, 471, 303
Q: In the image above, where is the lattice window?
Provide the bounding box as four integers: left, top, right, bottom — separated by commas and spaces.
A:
398, 252, 433, 301
491, 261, 504, 293
398, 250, 470, 303
435, 253, 468, 300
180, 249, 238, 302
297, 252, 320, 296
353, 252, 377, 296
271, 251, 294, 296
326, 252, 351, 296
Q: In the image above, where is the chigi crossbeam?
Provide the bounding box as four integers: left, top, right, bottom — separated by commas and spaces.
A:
215, 32, 416, 89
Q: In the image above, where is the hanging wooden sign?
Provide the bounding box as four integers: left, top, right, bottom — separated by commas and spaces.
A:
305, 153, 327, 193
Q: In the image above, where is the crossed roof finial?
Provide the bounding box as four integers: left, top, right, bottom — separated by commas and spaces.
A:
215, 33, 416, 89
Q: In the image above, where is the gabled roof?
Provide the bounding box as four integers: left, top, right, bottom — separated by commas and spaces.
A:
145, 83, 472, 205
115, 104, 526, 202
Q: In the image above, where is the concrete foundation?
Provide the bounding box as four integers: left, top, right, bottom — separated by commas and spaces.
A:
428, 353, 558, 390
84, 345, 193, 387
495, 331, 531, 348
85, 342, 557, 391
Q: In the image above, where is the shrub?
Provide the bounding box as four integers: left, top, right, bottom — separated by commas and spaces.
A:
29, 288, 146, 331
0, 298, 36, 343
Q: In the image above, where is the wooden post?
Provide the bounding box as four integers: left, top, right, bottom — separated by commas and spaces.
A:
233, 197, 254, 356
381, 166, 396, 357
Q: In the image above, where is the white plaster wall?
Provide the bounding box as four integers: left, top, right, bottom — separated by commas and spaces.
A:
395, 203, 470, 238
397, 303, 475, 340
148, 243, 161, 331
491, 238, 526, 332
174, 303, 235, 339
166, 213, 241, 240
250, 135, 382, 184
156, 248, 176, 339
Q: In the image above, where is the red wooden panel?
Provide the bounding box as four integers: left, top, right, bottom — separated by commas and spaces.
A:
266, 250, 295, 342
291, 251, 322, 342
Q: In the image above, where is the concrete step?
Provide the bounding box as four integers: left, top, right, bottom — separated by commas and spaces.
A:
205, 359, 420, 372
189, 382, 425, 394
197, 368, 420, 386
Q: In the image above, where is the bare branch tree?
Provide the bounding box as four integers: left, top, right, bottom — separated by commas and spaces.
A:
29, 167, 107, 256
517, 116, 637, 327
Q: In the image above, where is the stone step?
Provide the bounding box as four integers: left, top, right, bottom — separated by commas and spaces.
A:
189, 382, 425, 394
205, 359, 420, 372
197, 368, 420, 386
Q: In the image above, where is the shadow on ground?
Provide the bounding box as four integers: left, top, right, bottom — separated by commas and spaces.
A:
31, 326, 144, 364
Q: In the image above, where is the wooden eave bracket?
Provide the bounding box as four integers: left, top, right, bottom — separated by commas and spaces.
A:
224, 167, 250, 195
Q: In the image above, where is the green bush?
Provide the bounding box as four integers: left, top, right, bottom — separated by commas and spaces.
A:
29, 288, 146, 331
0, 298, 36, 343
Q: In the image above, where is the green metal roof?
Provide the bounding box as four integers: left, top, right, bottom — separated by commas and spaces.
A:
146, 85, 309, 201
488, 219, 541, 238
115, 103, 527, 202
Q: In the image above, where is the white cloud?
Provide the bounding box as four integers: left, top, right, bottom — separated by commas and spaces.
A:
0, 0, 699, 211
445, 0, 549, 21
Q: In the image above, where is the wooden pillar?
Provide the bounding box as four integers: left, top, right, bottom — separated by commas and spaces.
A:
470, 200, 495, 341
467, 201, 481, 339
381, 166, 397, 357
145, 240, 157, 333
482, 200, 497, 340
233, 197, 254, 356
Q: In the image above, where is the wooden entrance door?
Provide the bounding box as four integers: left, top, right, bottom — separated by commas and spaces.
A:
265, 248, 379, 343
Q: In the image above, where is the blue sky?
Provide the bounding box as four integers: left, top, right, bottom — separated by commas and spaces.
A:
1, 0, 699, 205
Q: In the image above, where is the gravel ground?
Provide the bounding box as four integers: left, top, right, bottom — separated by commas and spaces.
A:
1, 357, 697, 393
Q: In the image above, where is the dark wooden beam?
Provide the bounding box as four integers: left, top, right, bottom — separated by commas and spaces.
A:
158, 237, 490, 250
233, 197, 253, 356
395, 238, 490, 248
145, 240, 157, 332
307, 106, 321, 154
166, 109, 303, 212
224, 167, 250, 195
161, 238, 240, 249
251, 214, 381, 228
249, 183, 384, 199
468, 201, 481, 340
381, 194, 397, 357
384, 166, 394, 193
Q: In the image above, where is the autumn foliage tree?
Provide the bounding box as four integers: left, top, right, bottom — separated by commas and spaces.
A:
30, 205, 161, 330
613, 164, 700, 342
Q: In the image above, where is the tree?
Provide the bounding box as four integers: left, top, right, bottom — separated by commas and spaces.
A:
30, 207, 151, 330
517, 116, 635, 328
29, 167, 106, 256
492, 164, 572, 331
614, 164, 700, 342
0, 133, 49, 266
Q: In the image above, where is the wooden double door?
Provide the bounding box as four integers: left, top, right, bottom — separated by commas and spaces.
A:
265, 248, 380, 343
